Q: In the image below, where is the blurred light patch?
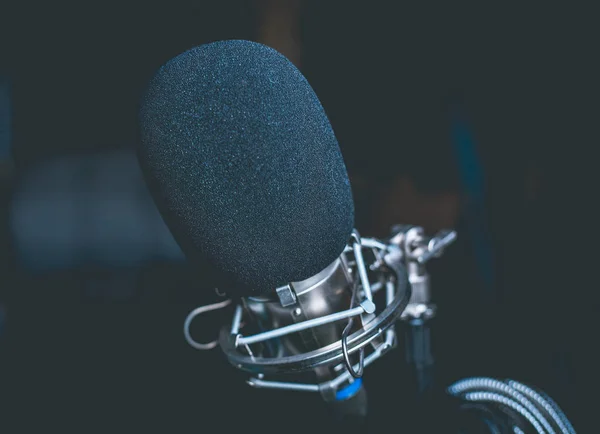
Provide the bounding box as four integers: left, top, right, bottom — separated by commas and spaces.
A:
0, 75, 10, 161
9, 149, 185, 272
450, 105, 495, 295
0, 304, 5, 338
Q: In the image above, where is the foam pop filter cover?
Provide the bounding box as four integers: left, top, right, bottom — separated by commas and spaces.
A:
138, 40, 354, 295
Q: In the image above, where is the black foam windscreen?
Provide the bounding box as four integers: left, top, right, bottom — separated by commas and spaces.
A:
138, 40, 354, 295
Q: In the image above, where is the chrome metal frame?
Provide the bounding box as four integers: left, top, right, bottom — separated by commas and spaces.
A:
244, 288, 398, 394
182, 227, 456, 396
218, 234, 410, 373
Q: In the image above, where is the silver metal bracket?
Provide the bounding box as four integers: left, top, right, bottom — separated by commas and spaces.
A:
276, 284, 297, 307
245, 325, 397, 396
389, 225, 456, 323
360, 299, 376, 315
417, 230, 457, 264
400, 303, 437, 321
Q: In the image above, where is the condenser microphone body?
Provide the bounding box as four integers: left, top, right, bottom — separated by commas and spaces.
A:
137, 41, 412, 418
138, 39, 354, 297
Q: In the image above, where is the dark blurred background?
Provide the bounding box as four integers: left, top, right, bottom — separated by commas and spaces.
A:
0, 1, 596, 432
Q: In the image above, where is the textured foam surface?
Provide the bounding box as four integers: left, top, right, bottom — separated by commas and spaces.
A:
138, 40, 354, 295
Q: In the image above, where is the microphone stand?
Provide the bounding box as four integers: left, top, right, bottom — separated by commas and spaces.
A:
390, 226, 456, 397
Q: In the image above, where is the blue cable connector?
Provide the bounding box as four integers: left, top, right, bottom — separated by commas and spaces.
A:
335, 378, 363, 401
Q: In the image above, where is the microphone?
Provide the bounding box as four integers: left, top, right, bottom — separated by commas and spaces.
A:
137, 39, 425, 415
